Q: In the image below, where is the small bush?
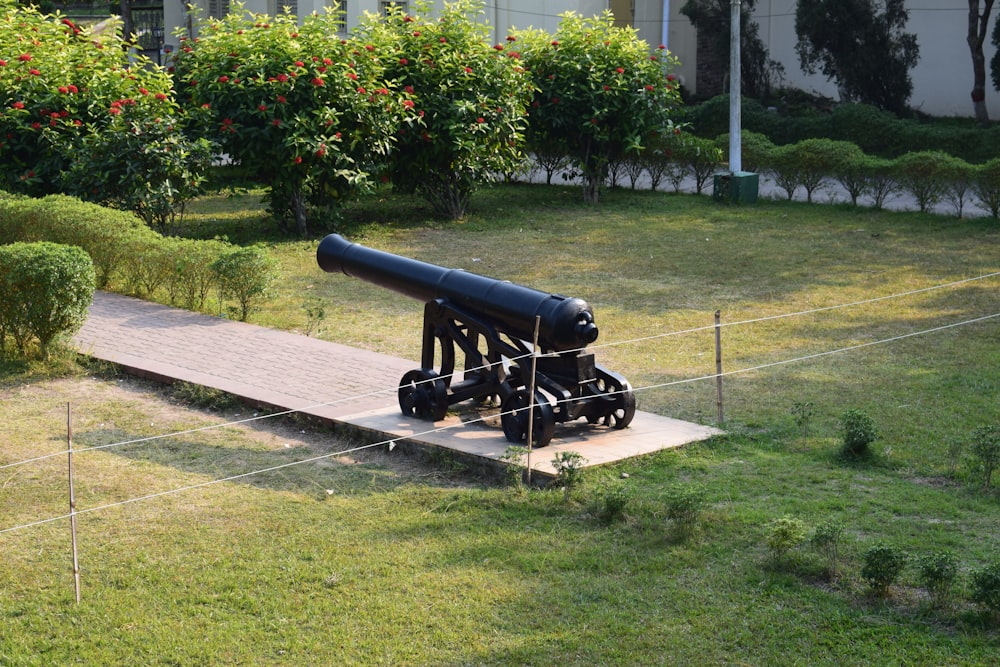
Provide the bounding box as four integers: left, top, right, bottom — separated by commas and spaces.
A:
969, 560, 1000, 615
840, 409, 879, 457
593, 481, 631, 524
969, 425, 1000, 490
663, 483, 707, 537
0, 242, 95, 358
974, 158, 1000, 219
550, 451, 586, 500
861, 542, 908, 597
892, 151, 952, 213
915, 550, 959, 608
810, 520, 845, 580
765, 515, 807, 563
211, 244, 278, 322
499, 446, 529, 488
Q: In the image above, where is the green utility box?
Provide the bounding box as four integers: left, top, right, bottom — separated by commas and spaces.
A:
712, 171, 759, 204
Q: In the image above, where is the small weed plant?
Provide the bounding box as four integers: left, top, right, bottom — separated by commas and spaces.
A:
969, 425, 1000, 490
840, 408, 879, 457
551, 451, 586, 501
664, 483, 707, 538
810, 520, 845, 580
790, 401, 815, 433
593, 481, 631, 524
861, 542, 908, 597
969, 560, 1000, 616
499, 446, 529, 488
915, 550, 959, 608
765, 516, 807, 564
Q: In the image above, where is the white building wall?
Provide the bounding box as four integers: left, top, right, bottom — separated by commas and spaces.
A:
752, 0, 1000, 118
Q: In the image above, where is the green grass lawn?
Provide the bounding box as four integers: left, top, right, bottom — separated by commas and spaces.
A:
2, 185, 999, 664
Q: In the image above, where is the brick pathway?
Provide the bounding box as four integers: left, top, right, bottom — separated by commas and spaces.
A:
73, 291, 416, 420
73, 291, 722, 477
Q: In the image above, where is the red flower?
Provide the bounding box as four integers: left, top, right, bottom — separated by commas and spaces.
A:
365, 44, 374, 51
272, 118, 282, 126
12, 101, 24, 109
494, 44, 503, 51
615, 67, 624, 74
316, 145, 326, 157
603, 85, 610, 91
258, 104, 267, 111
403, 99, 415, 108
19, 54, 32, 62
312, 77, 324, 86
376, 87, 389, 95
464, 67, 472, 74
293, 156, 302, 164
218, 75, 229, 83
323, 58, 333, 65
658, 44, 666, 50
0, 60, 7, 66
277, 95, 287, 103
551, 97, 559, 104
551, 40, 559, 46
404, 85, 414, 93
399, 58, 408, 65
667, 74, 677, 81
645, 85, 654, 91
506, 35, 516, 42
334, 132, 342, 139
58, 85, 69, 94
439, 37, 447, 43
412, 31, 421, 37
295, 60, 304, 67
277, 74, 288, 83
347, 72, 358, 80
31, 121, 41, 128
155, 92, 167, 101
357, 87, 366, 94
476, 117, 485, 123
29, 68, 40, 76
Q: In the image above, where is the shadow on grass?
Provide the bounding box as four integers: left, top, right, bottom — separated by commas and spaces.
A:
74, 423, 434, 498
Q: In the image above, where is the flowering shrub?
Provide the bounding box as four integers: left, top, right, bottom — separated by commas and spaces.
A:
0, 0, 199, 220
172, 5, 404, 234
515, 12, 683, 203
356, 0, 534, 219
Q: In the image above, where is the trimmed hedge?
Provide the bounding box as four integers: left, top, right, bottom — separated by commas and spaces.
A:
0, 194, 278, 321
0, 195, 157, 288
689, 95, 1000, 164
0, 241, 95, 358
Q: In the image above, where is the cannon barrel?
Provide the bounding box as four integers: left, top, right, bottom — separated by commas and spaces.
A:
317, 234, 599, 352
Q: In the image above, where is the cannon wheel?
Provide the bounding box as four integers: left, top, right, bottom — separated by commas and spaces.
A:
398, 369, 448, 421
586, 372, 636, 430
501, 389, 555, 447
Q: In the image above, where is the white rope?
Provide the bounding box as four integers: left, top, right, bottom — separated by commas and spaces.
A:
2, 309, 996, 537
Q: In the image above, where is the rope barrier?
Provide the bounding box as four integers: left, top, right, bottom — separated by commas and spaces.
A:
2, 308, 996, 537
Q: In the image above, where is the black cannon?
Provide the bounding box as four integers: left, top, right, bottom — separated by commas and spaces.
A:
317, 234, 635, 447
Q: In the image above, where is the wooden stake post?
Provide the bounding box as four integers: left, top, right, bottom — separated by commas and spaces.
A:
67, 403, 81, 604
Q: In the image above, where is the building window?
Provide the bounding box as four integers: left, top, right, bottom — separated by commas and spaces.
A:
208, 0, 230, 19
333, 0, 347, 33
269, 0, 299, 16
380, 1, 408, 17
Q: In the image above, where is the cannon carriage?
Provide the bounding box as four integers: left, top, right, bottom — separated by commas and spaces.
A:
317, 234, 635, 447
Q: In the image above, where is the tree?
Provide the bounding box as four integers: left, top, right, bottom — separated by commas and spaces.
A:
516, 12, 683, 204
0, 0, 197, 209
171, 5, 404, 235
969, 0, 995, 124
795, 0, 919, 115
355, 0, 534, 219
680, 0, 781, 100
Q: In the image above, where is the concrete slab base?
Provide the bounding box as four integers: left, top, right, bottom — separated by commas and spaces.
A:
338, 405, 724, 480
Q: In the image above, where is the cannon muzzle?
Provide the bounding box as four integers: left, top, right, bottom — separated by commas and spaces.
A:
317, 234, 598, 352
